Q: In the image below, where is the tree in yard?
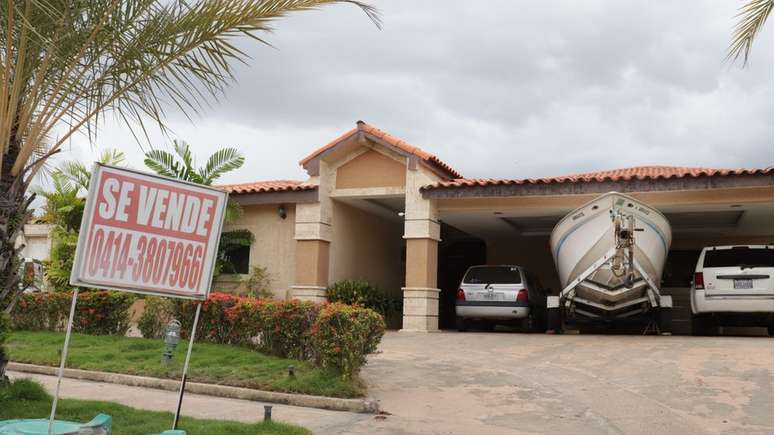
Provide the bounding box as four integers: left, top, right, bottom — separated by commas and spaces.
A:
34, 149, 126, 291
729, 0, 774, 65
0, 0, 379, 313
143, 140, 255, 275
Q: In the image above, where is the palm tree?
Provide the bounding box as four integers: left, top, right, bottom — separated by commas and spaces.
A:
144, 140, 254, 275
729, 0, 774, 65
0, 0, 379, 311
144, 140, 245, 219
144, 140, 244, 186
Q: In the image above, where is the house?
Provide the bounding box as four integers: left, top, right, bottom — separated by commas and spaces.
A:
213, 120, 774, 333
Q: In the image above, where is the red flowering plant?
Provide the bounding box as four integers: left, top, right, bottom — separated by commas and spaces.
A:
311, 302, 385, 379
10, 290, 134, 335
257, 299, 321, 360
173, 292, 247, 343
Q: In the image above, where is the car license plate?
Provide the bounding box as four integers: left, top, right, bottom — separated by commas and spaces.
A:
734, 279, 753, 289
481, 292, 502, 300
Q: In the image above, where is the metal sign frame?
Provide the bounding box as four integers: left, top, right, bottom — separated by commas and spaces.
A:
70, 163, 228, 300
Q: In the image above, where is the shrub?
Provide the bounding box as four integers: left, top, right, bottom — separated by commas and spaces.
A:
137, 296, 174, 339
0, 379, 51, 401
312, 303, 385, 379
10, 292, 71, 330
173, 292, 249, 344
326, 280, 386, 314
257, 300, 320, 360
43, 228, 79, 292
152, 293, 385, 376
241, 266, 273, 299
10, 291, 135, 335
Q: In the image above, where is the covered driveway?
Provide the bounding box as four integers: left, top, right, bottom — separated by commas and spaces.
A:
423, 167, 774, 332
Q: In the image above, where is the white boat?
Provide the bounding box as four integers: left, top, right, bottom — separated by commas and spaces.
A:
549, 192, 672, 323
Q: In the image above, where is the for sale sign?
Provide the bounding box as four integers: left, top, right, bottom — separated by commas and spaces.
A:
71, 164, 228, 300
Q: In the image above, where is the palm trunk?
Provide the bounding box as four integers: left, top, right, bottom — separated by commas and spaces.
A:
0, 135, 33, 313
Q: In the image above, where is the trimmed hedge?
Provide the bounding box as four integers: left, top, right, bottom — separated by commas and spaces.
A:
326, 279, 403, 329
10, 291, 135, 336
312, 303, 385, 378
169, 292, 383, 376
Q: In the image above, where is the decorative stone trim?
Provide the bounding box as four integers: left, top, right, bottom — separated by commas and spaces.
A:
401, 287, 440, 332
289, 286, 327, 302
403, 218, 441, 241
294, 221, 333, 242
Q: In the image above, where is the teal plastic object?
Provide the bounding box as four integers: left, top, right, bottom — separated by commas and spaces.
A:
157, 431, 187, 435
0, 414, 112, 434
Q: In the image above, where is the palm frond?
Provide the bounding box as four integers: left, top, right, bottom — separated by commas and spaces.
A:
728, 0, 774, 65
144, 148, 182, 179
99, 149, 126, 167
200, 147, 245, 185
0, 0, 380, 182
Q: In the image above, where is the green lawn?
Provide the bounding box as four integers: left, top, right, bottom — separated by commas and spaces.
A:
0, 379, 308, 435
7, 331, 363, 398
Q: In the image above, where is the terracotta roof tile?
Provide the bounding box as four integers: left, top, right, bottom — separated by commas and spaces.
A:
217, 180, 316, 195
299, 121, 462, 179
423, 165, 774, 190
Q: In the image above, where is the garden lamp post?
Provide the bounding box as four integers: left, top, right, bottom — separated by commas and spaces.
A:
162, 320, 182, 365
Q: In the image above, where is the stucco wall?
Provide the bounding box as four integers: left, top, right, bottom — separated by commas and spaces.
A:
336, 149, 406, 189
330, 200, 404, 298
217, 204, 296, 299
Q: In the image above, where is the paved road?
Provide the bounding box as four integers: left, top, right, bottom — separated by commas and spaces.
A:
13, 331, 774, 434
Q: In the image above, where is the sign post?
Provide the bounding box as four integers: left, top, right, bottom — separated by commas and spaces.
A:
50, 164, 228, 433
173, 301, 201, 429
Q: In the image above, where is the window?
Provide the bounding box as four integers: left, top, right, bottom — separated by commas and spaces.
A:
463, 266, 522, 284
704, 247, 774, 269
218, 230, 254, 274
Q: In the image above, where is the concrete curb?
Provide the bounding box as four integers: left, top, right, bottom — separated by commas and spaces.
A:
8, 362, 378, 414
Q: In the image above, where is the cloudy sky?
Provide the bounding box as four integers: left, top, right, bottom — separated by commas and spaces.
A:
54, 0, 774, 186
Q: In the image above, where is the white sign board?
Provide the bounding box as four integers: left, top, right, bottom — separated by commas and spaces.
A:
71, 164, 228, 300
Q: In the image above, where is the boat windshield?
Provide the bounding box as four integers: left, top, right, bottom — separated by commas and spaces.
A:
463, 266, 522, 284
704, 247, 774, 269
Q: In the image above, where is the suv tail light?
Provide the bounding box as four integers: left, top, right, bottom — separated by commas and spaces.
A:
516, 289, 528, 302
456, 288, 466, 301
694, 272, 704, 290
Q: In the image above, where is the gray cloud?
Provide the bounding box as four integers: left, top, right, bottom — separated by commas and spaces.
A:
59, 0, 774, 185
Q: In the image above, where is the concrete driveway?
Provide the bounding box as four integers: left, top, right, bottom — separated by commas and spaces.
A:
349, 331, 774, 435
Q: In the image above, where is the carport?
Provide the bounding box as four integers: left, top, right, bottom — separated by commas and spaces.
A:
422, 166, 774, 333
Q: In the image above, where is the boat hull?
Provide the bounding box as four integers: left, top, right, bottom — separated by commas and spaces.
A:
550, 192, 672, 319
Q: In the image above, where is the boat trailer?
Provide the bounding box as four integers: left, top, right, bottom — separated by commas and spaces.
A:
547, 210, 673, 334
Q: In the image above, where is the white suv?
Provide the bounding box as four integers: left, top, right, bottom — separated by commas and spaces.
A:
691, 245, 774, 335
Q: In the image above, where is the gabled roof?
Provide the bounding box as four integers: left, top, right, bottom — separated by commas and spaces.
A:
218, 180, 316, 195
299, 120, 462, 179
423, 165, 774, 190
